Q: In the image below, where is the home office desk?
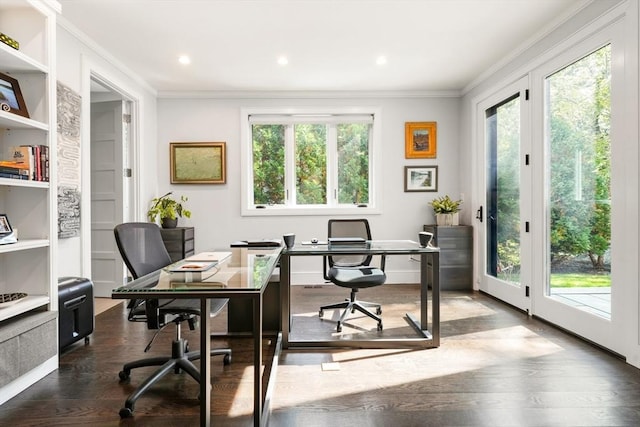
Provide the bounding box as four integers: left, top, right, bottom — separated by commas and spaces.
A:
112, 246, 282, 427
280, 240, 440, 349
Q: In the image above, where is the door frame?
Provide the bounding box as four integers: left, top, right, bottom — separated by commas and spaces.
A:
474, 76, 532, 313
80, 59, 141, 282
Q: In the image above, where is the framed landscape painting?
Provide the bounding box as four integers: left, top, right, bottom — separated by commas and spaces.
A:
405, 122, 437, 158
170, 142, 226, 184
404, 165, 438, 192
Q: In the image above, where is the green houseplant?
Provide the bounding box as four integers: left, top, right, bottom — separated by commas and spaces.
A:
147, 192, 191, 228
429, 195, 462, 226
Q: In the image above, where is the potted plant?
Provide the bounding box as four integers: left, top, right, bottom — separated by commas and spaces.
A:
147, 192, 191, 229
429, 195, 462, 226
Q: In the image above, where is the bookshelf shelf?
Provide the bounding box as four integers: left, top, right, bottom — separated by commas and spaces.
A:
0, 42, 48, 74
0, 239, 49, 254
0, 110, 49, 131
0, 177, 49, 188
0, 295, 49, 323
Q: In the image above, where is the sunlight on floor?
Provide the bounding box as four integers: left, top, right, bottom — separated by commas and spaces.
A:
272, 325, 564, 409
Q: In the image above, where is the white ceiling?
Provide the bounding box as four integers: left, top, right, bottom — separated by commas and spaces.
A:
58, 0, 590, 95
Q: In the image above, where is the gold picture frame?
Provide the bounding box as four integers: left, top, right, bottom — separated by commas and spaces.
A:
405, 122, 437, 158
170, 142, 226, 184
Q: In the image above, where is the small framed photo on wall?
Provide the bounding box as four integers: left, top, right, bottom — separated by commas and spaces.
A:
404, 165, 438, 192
405, 122, 436, 158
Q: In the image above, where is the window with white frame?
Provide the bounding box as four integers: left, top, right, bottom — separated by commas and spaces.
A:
241, 108, 381, 215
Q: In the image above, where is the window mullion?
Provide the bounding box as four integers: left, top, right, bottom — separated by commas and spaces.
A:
284, 124, 295, 206
326, 124, 337, 206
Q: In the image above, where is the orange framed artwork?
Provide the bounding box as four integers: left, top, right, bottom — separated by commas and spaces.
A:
405, 122, 437, 158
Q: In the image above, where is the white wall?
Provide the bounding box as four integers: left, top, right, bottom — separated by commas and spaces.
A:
56, 24, 158, 279
157, 95, 461, 284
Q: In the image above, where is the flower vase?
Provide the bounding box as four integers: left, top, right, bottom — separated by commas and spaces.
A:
436, 212, 459, 226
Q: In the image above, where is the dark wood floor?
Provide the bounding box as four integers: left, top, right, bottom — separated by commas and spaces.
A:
2, 285, 640, 426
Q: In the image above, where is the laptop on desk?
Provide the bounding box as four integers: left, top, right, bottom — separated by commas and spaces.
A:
327, 237, 367, 246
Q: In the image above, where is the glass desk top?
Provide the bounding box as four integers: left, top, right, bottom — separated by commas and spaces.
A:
284, 239, 439, 255
112, 247, 281, 297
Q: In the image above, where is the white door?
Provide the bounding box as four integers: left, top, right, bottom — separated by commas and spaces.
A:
530, 29, 622, 354
90, 100, 127, 297
476, 77, 532, 312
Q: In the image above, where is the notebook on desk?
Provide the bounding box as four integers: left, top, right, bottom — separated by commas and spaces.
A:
183, 251, 232, 263
169, 260, 218, 272
230, 239, 281, 247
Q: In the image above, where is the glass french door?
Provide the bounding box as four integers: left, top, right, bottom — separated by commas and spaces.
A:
476, 18, 630, 359
531, 37, 621, 353
478, 77, 531, 311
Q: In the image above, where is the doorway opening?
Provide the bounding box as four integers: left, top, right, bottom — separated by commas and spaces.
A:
89, 76, 135, 301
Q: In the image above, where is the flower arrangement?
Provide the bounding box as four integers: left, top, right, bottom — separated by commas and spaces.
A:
147, 192, 191, 228
429, 195, 462, 214
430, 195, 462, 226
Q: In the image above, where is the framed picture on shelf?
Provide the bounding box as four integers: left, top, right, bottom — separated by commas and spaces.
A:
0, 72, 29, 118
404, 165, 438, 192
170, 142, 226, 184
0, 214, 12, 234
405, 121, 436, 158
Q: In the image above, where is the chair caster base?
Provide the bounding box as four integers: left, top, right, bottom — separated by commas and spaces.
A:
119, 407, 134, 418
223, 354, 232, 365
336, 322, 342, 333
118, 370, 130, 381
377, 322, 383, 331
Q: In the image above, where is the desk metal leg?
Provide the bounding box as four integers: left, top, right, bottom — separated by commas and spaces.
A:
253, 294, 263, 427
200, 298, 211, 427
280, 254, 291, 349
406, 252, 439, 343
431, 252, 440, 347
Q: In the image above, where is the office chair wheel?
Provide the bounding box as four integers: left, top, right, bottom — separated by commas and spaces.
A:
223, 354, 232, 366
336, 322, 342, 333
377, 322, 383, 331
119, 407, 134, 418
376, 307, 382, 315
319, 309, 324, 318
118, 370, 130, 381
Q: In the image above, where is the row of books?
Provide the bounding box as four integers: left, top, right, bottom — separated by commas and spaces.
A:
0, 145, 49, 181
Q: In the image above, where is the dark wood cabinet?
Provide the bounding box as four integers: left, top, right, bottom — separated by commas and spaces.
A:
160, 227, 195, 262
424, 225, 473, 290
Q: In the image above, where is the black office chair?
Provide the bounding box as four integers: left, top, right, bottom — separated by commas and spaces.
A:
113, 222, 231, 418
319, 219, 387, 332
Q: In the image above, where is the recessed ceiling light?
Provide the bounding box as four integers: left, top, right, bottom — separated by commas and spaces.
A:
178, 55, 191, 65
277, 56, 289, 66
376, 56, 387, 65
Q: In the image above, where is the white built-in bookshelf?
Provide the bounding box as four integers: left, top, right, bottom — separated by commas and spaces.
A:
0, 0, 60, 405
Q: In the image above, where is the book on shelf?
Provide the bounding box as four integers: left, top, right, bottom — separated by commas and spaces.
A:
0, 162, 29, 180
0, 171, 28, 180
4, 145, 50, 181
11, 146, 34, 180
